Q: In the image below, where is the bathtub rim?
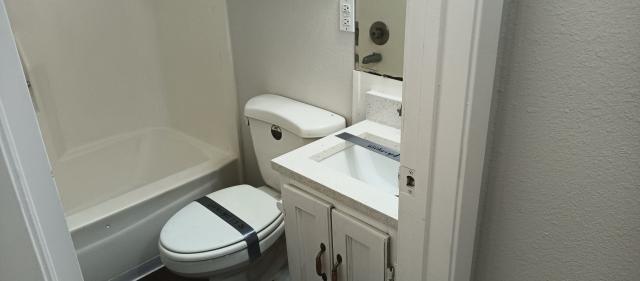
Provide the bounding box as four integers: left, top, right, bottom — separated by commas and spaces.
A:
66, 155, 236, 233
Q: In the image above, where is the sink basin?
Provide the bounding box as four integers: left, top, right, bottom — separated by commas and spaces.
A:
272, 120, 401, 223
318, 144, 400, 196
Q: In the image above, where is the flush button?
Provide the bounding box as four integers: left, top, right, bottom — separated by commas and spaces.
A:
271, 125, 282, 140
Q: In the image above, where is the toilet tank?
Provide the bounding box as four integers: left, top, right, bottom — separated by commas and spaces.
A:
244, 94, 346, 190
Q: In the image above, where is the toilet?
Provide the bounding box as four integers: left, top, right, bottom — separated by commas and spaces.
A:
158, 94, 346, 281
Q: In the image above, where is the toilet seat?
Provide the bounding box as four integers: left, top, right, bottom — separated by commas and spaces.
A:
159, 185, 284, 276
159, 223, 285, 278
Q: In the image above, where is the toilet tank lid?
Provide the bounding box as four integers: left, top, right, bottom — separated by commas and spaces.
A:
244, 94, 346, 138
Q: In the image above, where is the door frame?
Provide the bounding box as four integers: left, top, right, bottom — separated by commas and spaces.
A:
0, 1, 84, 280
397, 0, 503, 280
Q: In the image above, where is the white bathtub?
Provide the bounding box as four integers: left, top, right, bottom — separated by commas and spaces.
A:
54, 128, 239, 281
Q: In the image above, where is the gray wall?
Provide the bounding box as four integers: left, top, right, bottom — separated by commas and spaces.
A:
474, 0, 640, 280
0, 4, 45, 280
227, 0, 354, 185
0, 153, 44, 281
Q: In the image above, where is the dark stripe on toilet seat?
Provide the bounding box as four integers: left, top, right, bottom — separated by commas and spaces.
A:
195, 196, 261, 261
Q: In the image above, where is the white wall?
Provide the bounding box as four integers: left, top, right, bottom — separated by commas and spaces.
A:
475, 0, 640, 280
4, 0, 240, 161
227, 0, 355, 185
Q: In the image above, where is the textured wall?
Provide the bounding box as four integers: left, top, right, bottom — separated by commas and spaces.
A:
474, 0, 640, 280
227, 0, 354, 185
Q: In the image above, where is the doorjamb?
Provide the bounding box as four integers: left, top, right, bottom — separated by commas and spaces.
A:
397, 0, 503, 280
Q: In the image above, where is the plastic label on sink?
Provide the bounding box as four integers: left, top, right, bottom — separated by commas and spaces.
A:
335, 132, 400, 161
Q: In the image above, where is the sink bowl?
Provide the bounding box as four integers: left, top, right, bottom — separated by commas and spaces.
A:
318, 144, 400, 196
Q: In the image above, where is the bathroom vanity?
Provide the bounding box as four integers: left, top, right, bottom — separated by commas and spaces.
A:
273, 121, 400, 281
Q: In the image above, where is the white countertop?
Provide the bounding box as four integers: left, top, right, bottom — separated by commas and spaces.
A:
272, 120, 400, 227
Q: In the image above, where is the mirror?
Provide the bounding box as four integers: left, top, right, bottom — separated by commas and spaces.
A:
355, 0, 406, 79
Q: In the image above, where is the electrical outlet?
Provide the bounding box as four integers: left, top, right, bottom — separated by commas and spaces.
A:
339, 0, 355, 32
342, 3, 351, 13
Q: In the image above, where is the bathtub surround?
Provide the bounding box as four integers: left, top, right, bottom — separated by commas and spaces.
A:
227, 0, 355, 186
4, 0, 242, 280
4, 0, 240, 159
474, 0, 640, 280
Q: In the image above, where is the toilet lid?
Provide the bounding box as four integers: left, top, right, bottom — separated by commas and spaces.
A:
160, 185, 282, 254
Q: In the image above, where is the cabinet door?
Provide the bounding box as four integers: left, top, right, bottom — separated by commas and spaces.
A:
282, 184, 333, 281
331, 209, 389, 281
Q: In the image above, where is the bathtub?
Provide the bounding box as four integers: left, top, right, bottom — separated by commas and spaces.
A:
54, 128, 239, 281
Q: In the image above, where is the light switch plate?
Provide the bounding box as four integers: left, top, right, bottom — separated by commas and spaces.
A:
339, 0, 355, 32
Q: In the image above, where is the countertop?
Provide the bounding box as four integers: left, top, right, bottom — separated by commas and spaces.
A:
272, 120, 400, 228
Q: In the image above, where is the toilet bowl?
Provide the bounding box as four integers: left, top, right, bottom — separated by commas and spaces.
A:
158, 94, 345, 280
159, 185, 285, 281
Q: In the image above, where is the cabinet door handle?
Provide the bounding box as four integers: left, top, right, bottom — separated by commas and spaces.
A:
315, 243, 327, 281
331, 254, 343, 281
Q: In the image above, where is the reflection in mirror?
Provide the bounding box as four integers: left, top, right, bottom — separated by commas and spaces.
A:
355, 0, 406, 79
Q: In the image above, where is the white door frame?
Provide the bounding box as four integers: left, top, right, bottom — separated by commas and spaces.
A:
0, 1, 84, 280
397, 0, 503, 280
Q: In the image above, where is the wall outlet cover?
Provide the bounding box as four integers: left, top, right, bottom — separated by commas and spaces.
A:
339, 0, 355, 32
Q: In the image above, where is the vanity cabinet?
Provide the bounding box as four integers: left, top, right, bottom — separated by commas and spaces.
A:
331, 209, 389, 281
282, 184, 334, 281
282, 184, 391, 281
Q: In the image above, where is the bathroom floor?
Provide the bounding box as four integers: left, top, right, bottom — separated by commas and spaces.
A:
140, 266, 290, 281
141, 267, 205, 281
